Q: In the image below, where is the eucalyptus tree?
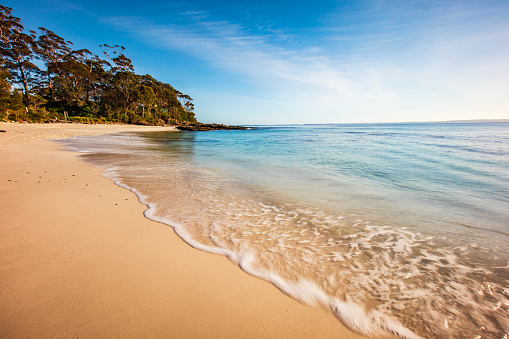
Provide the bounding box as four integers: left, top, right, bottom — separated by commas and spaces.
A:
137, 84, 155, 117
54, 48, 94, 105
0, 5, 40, 105
102, 45, 140, 119
0, 67, 11, 113
35, 27, 72, 101
82, 53, 108, 103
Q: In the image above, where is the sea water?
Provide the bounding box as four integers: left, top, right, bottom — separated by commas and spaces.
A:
61, 122, 509, 338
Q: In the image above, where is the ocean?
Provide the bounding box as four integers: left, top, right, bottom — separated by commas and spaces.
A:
61, 122, 509, 338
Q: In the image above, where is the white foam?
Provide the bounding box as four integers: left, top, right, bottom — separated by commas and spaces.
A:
235, 252, 422, 338
97, 167, 425, 338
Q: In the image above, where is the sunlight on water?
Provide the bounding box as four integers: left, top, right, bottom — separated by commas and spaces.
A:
61, 122, 509, 338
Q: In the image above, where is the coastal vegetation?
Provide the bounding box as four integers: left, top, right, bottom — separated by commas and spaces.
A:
0, 5, 197, 125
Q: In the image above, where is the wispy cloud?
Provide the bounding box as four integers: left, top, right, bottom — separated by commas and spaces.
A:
105, 1, 509, 123
105, 13, 390, 124
107, 15, 354, 95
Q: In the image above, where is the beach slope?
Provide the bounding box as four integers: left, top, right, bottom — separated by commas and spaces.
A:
0, 122, 366, 338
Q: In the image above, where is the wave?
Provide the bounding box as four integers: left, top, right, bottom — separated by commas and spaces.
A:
100, 166, 423, 338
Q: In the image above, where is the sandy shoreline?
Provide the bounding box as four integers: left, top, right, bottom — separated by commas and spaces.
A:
0, 122, 368, 338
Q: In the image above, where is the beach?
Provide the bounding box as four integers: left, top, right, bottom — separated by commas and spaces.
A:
0, 122, 367, 338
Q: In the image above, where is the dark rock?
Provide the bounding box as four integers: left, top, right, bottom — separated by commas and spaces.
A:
175, 123, 249, 131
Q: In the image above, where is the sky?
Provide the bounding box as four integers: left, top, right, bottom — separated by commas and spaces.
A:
6, 0, 509, 124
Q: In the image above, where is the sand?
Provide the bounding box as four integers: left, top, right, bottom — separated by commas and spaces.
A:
0, 122, 368, 338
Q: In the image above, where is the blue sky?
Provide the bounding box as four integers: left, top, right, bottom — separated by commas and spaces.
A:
7, 0, 509, 124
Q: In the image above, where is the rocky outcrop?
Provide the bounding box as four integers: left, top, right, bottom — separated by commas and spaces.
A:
176, 123, 249, 131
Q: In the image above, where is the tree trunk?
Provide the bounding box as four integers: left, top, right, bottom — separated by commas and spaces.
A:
16, 56, 29, 106
47, 72, 53, 101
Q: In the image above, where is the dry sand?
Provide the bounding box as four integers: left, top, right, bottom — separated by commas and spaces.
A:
0, 122, 368, 338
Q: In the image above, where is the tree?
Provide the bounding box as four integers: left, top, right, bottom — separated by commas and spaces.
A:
53, 49, 90, 105
101, 45, 139, 119
0, 67, 11, 115
82, 53, 107, 103
0, 5, 40, 106
137, 84, 155, 117
35, 27, 72, 101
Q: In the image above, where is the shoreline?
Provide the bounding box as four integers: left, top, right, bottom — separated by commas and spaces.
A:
0, 122, 369, 338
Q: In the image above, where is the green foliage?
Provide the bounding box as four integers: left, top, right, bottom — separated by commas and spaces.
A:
0, 5, 199, 125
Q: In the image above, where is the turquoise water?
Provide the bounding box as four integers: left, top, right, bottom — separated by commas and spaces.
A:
62, 122, 509, 338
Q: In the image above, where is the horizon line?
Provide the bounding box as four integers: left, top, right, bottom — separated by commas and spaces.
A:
239, 118, 509, 127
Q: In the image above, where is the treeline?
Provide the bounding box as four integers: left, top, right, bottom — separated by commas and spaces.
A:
0, 5, 197, 125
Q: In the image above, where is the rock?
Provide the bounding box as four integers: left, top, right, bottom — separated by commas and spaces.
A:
175, 123, 249, 131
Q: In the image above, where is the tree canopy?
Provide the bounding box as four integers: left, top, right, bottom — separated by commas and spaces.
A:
0, 5, 197, 125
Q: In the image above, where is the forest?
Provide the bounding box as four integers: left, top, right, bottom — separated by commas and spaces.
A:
0, 5, 197, 125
